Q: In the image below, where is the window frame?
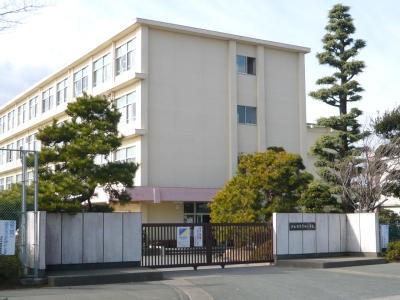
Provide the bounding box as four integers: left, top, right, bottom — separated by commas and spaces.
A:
115, 39, 135, 75
115, 146, 136, 163
237, 105, 257, 125
56, 78, 68, 105
42, 87, 54, 113
0, 115, 5, 134
29, 97, 38, 120
5, 176, 13, 189
7, 110, 15, 131
93, 53, 111, 87
73, 67, 88, 97
116, 91, 136, 125
236, 55, 256, 75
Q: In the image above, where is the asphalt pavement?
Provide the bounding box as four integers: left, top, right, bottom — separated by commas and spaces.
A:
1, 263, 400, 299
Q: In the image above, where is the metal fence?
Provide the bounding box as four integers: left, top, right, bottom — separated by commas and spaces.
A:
389, 224, 400, 242
142, 223, 273, 268
0, 148, 39, 279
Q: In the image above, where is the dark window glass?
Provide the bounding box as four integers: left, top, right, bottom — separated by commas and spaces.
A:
246, 106, 257, 124
237, 105, 246, 124
196, 203, 210, 214
247, 57, 256, 75
184, 203, 194, 213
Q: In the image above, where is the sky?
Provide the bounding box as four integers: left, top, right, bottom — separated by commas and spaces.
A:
0, 0, 399, 124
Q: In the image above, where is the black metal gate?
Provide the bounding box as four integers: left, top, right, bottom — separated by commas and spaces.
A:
141, 223, 273, 268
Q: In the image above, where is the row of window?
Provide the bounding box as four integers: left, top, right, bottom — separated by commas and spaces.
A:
0, 145, 136, 191
0, 38, 137, 136
0, 134, 38, 165
94, 145, 136, 166
116, 91, 136, 125
0, 172, 34, 191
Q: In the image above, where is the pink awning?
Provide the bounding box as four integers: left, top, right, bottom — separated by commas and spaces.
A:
126, 186, 220, 203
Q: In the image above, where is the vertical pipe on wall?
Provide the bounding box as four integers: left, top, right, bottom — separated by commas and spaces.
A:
228, 40, 238, 178
256, 46, 266, 151
140, 25, 149, 186
297, 53, 307, 162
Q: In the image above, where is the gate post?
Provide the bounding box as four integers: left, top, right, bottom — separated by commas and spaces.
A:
205, 223, 212, 264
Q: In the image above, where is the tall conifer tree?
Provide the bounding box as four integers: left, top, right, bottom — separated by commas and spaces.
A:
310, 4, 366, 211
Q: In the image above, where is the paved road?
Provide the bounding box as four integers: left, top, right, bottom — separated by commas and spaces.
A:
2, 263, 400, 299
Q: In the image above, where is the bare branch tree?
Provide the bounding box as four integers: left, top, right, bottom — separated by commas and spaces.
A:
337, 134, 400, 212
0, 0, 45, 31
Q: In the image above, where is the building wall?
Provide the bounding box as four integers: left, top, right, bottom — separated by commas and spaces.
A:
0, 20, 313, 196
145, 29, 308, 189
264, 49, 301, 153
146, 28, 230, 188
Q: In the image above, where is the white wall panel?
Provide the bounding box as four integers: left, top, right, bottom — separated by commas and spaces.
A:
103, 213, 123, 263
46, 213, 61, 265
82, 213, 104, 263
316, 214, 329, 253
288, 213, 303, 254
328, 214, 341, 253
302, 213, 316, 254
61, 213, 83, 264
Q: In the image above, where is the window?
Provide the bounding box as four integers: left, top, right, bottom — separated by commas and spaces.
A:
29, 97, 38, 119
16, 138, 23, 160
27, 171, 34, 185
6, 143, 14, 162
115, 146, 136, 163
94, 154, 109, 165
0, 150, 4, 165
17, 103, 26, 125
5, 176, 13, 189
236, 55, 256, 75
56, 78, 68, 105
0, 178, 4, 191
116, 92, 136, 125
73, 67, 88, 96
93, 54, 110, 87
7, 110, 15, 130
16, 174, 22, 184
237, 105, 257, 125
0, 116, 5, 134
116, 39, 135, 75
184, 202, 211, 224
25, 134, 37, 151
42, 87, 54, 113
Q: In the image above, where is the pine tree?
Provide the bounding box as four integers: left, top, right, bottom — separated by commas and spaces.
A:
36, 94, 138, 211
309, 4, 367, 211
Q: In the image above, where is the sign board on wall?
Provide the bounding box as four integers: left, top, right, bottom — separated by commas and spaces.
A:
0, 220, 16, 255
177, 226, 191, 248
289, 222, 316, 231
194, 226, 203, 247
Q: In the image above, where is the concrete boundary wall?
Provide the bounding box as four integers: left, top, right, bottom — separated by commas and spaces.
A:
26, 211, 47, 270
273, 213, 379, 258
45, 212, 142, 268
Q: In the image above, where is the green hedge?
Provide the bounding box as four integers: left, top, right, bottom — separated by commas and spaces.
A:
385, 241, 400, 262
0, 255, 22, 287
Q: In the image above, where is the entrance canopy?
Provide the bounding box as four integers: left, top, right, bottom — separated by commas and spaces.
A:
126, 187, 219, 203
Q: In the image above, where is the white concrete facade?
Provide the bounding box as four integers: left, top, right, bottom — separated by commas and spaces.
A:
272, 213, 380, 258
0, 19, 318, 222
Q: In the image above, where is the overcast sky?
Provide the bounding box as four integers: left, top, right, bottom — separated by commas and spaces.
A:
0, 0, 399, 123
